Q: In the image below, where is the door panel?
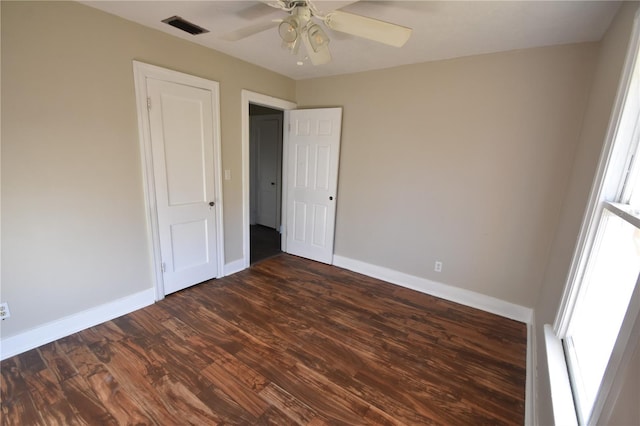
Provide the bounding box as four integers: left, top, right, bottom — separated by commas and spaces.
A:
147, 78, 218, 295
162, 95, 208, 205
170, 220, 209, 270
285, 108, 342, 264
250, 114, 283, 230
292, 201, 307, 241
312, 205, 327, 246
295, 145, 309, 187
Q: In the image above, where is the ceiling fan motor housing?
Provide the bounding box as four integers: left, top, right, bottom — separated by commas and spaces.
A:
293, 5, 311, 23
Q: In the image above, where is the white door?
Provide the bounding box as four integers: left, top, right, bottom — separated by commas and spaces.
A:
285, 108, 342, 264
147, 78, 219, 295
254, 114, 283, 229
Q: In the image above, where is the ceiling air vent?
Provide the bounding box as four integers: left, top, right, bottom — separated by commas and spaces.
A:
162, 16, 209, 35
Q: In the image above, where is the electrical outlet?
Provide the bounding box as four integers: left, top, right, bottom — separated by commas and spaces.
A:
0, 302, 10, 320
434, 261, 443, 272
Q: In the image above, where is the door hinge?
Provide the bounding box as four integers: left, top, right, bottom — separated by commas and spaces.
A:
147, 97, 152, 110
161, 262, 166, 273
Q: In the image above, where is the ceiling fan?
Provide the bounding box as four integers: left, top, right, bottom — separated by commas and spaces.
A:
221, 0, 412, 65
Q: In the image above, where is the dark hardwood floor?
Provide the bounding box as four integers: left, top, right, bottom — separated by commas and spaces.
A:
1, 254, 527, 425
250, 225, 281, 264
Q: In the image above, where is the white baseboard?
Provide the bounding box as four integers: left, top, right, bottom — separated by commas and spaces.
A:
224, 258, 246, 276
0, 288, 155, 360
332, 254, 533, 324
526, 317, 538, 426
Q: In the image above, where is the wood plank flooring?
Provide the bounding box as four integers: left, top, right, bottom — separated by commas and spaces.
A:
1, 254, 527, 425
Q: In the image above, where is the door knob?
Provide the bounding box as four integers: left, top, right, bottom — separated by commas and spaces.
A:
209, 201, 215, 206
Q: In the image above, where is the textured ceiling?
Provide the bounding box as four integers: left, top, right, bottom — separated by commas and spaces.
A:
82, 1, 621, 80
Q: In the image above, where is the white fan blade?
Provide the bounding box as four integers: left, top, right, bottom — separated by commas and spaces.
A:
236, 2, 281, 20
220, 20, 279, 41
324, 10, 411, 47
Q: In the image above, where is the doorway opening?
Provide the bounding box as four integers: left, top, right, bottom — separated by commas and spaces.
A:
250, 104, 284, 264
240, 90, 296, 269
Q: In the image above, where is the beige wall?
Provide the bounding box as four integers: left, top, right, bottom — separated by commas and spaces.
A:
1, 1, 295, 337
297, 43, 597, 307
534, 3, 639, 425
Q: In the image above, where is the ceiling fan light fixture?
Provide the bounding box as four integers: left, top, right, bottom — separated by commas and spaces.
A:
281, 37, 300, 55
306, 23, 329, 52
301, 25, 331, 65
278, 16, 299, 43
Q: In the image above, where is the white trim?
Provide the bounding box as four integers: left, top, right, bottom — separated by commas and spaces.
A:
525, 317, 538, 426
223, 258, 246, 276
0, 288, 155, 360
133, 62, 164, 300
544, 324, 579, 426
605, 201, 640, 229
241, 90, 296, 268
281, 112, 291, 254
332, 255, 533, 324
133, 61, 225, 301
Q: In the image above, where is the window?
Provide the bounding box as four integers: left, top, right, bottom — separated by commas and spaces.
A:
554, 15, 640, 425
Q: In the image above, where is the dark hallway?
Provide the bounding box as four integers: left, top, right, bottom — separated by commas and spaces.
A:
250, 225, 281, 264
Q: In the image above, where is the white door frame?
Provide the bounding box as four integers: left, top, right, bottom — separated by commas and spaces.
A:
241, 90, 296, 268
134, 61, 225, 301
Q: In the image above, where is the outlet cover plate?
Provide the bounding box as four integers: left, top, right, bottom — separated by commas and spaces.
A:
0, 302, 10, 319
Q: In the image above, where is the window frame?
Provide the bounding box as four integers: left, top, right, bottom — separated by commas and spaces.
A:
552, 10, 640, 425
562, 202, 640, 424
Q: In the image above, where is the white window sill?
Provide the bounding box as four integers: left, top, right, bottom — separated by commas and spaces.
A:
544, 324, 579, 426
